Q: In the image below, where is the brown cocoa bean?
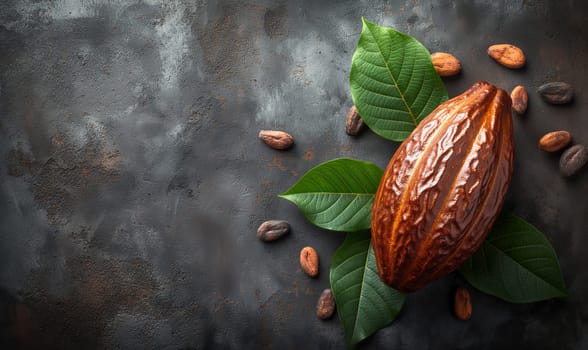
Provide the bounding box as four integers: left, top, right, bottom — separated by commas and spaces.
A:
300, 246, 319, 278
538, 131, 572, 152
258, 130, 294, 150
487, 44, 526, 69
560, 144, 588, 177
510, 85, 528, 115
538, 82, 574, 104
454, 287, 472, 321
345, 105, 364, 136
257, 220, 290, 242
431, 52, 462, 77
316, 289, 336, 320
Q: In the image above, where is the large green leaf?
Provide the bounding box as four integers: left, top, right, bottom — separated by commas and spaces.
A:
279, 158, 383, 232
350, 18, 448, 141
460, 214, 568, 303
330, 231, 405, 348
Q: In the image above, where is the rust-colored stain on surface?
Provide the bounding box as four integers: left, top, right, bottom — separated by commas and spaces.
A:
4, 131, 121, 224
270, 154, 287, 171
17, 255, 159, 349
303, 148, 314, 161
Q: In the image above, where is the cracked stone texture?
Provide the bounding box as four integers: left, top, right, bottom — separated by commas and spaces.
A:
1, 0, 587, 349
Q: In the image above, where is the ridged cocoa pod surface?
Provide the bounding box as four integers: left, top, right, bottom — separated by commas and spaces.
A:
371, 81, 514, 293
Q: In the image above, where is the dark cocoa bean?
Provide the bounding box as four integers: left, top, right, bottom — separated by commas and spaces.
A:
316, 289, 336, 320
559, 144, 588, 177
537, 82, 574, 104
257, 220, 290, 242
345, 105, 364, 136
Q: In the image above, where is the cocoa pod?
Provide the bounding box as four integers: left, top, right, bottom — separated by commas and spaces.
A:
258, 130, 294, 150
431, 52, 462, 77
371, 81, 514, 293
560, 144, 588, 177
454, 287, 472, 321
510, 85, 528, 115
300, 246, 319, 277
538, 82, 574, 104
257, 220, 290, 242
538, 131, 571, 152
316, 289, 336, 320
345, 105, 364, 136
487, 44, 526, 69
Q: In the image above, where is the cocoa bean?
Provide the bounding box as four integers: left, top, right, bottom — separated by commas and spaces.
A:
537, 82, 574, 104
560, 144, 588, 177
431, 52, 462, 77
300, 246, 319, 278
257, 220, 290, 242
258, 130, 294, 150
316, 289, 336, 320
345, 105, 364, 136
510, 85, 528, 115
487, 44, 526, 69
454, 287, 472, 321
538, 131, 572, 152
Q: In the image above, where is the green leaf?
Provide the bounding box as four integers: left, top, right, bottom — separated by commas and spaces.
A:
350, 18, 448, 141
460, 213, 568, 303
330, 232, 405, 348
279, 158, 383, 232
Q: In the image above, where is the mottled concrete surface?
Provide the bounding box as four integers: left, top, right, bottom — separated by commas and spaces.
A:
1, 0, 587, 349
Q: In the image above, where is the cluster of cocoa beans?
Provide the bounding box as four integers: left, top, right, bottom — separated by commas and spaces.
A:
347, 44, 587, 179
256, 219, 335, 320
431, 45, 586, 177
256, 135, 335, 320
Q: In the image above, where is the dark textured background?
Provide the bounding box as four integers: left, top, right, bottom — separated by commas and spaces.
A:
1, 0, 587, 349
